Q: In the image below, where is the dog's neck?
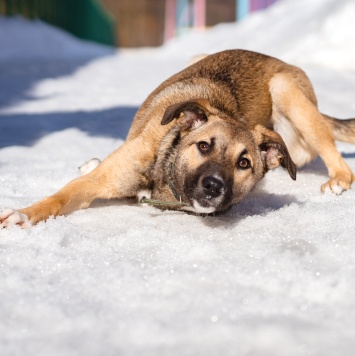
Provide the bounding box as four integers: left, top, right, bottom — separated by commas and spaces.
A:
166, 159, 182, 202
146, 126, 189, 208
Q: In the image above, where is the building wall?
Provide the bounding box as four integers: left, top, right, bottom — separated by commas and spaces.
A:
206, 0, 235, 27
102, 0, 166, 47
102, 0, 276, 48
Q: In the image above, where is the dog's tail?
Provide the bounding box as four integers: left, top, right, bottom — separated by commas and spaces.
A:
322, 114, 355, 144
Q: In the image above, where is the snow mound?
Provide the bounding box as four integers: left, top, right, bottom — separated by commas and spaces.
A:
161, 0, 355, 70
0, 16, 114, 61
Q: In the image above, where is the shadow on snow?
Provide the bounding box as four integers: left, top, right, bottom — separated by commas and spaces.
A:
0, 53, 113, 109
0, 106, 138, 148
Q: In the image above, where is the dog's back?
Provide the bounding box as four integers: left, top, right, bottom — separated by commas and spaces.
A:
127, 49, 316, 140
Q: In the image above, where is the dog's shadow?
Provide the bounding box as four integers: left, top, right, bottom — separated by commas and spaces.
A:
343, 152, 355, 159
299, 152, 355, 175
89, 188, 298, 228
200, 189, 299, 228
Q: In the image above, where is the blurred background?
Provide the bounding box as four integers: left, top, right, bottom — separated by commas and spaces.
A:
0, 0, 278, 47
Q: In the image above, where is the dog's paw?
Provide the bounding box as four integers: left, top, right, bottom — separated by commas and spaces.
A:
79, 158, 101, 175
0, 208, 32, 228
321, 178, 351, 195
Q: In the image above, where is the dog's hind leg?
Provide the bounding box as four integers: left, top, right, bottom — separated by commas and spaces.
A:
269, 72, 354, 194
0, 137, 154, 227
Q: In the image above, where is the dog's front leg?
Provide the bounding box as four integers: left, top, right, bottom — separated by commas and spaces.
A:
0, 138, 154, 227
0, 176, 107, 227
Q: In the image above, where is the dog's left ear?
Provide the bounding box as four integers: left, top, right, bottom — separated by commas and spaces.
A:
254, 125, 297, 180
161, 99, 211, 131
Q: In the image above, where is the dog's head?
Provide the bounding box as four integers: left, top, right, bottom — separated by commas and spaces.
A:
154, 99, 296, 214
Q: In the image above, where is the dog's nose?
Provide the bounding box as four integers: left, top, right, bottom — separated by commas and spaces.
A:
202, 176, 224, 198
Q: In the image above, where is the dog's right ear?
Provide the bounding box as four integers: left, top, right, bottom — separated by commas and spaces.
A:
254, 125, 297, 180
161, 99, 211, 131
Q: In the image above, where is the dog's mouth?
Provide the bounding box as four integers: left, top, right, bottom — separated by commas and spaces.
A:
182, 174, 232, 214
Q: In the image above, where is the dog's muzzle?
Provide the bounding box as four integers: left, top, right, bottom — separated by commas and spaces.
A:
183, 162, 233, 213
189, 173, 232, 212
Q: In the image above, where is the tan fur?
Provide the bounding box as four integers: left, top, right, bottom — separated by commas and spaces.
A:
269, 73, 354, 191
1, 49, 354, 227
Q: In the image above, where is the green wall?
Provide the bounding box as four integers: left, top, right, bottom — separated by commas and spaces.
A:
1, 0, 115, 46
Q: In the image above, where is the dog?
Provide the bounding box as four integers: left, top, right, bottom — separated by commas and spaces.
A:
1, 49, 355, 228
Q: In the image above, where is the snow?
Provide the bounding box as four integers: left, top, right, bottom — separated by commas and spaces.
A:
1, 0, 355, 354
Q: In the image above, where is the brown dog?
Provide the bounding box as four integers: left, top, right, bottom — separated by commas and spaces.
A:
1, 49, 355, 228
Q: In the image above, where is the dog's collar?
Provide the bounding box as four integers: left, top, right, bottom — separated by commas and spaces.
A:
140, 130, 189, 207
167, 160, 183, 202
140, 159, 189, 207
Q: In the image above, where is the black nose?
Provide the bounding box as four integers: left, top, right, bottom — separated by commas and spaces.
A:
202, 176, 224, 198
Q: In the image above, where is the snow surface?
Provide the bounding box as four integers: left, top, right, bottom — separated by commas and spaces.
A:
1, 0, 355, 354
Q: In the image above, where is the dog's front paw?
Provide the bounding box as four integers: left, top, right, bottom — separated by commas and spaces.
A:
321, 177, 352, 195
79, 158, 101, 175
0, 208, 32, 229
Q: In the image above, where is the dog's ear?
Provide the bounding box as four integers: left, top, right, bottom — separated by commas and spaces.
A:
254, 125, 297, 180
161, 99, 211, 131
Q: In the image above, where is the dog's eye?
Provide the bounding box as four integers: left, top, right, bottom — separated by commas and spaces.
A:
198, 141, 210, 153
238, 158, 251, 169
